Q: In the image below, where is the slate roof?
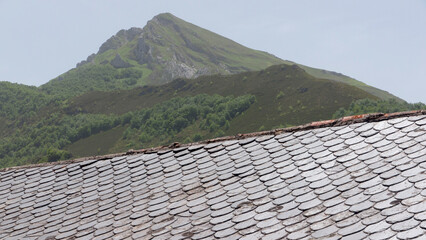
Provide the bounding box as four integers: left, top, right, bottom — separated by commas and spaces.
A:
1, 111, 426, 240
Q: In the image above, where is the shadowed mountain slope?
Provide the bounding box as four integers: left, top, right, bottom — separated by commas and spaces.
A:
67, 64, 378, 134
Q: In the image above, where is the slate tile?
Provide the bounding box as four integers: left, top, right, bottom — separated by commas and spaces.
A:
382, 204, 407, 217
277, 208, 301, 220
286, 227, 310, 240
350, 200, 374, 213
1, 116, 425, 240
258, 223, 283, 236
395, 226, 424, 239
304, 210, 328, 224
323, 195, 345, 208
391, 218, 420, 231
389, 180, 413, 192
256, 217, 280, 230
395, 186, 421, 201
310, 218, 334, 232
324, 202, 350, 215
253, 203, 279, 215
368, 228, 397, 240
336, 221, 365, 237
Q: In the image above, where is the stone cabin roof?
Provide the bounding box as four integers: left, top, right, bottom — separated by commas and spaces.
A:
0, 111, 425, 240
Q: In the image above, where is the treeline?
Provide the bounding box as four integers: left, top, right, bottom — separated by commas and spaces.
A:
0, 94, 255, 168
122, 94, 256, 147
333, 99, 426, 118
0, 113, 119, 167
0, 82, 51, 122
40, 65, 144, 97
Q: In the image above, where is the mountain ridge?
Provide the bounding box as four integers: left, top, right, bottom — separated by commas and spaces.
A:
1, 12, 417, 168
40, 13, 400, 101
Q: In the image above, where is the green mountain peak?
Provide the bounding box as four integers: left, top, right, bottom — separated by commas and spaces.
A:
0, 13, 415, 168
41, 13, 286, 96
41, 13, 399, 102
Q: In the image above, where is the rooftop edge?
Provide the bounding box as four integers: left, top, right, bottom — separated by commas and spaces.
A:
1, 110, 425, 172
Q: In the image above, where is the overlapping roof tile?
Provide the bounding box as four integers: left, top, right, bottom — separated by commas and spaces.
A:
1, 111, 426, 239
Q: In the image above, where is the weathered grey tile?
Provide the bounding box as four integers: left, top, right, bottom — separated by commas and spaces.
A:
1, 115, 425, 239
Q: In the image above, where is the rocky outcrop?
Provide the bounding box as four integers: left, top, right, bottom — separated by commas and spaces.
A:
165, 59, 197, 79
98, 27, 143, 55
74, 13, 285, 86
76, 53, 95, 68
134, 38, 153, 65
110, 54, 133, 68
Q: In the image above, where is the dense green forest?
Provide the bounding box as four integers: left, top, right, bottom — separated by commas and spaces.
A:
0, 94, 255, 168
2, 67, 424, 169
41, 65, 146, 97
0, 82, 51, 121
333, 99, 426, 118
65, 64, 380, 133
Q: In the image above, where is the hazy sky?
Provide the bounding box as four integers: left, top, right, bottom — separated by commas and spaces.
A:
1, 0, 425, 103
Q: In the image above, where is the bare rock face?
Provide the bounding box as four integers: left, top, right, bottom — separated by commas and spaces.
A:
98, 27, 143, 54
76, 53, 96, 68
75, 13, 238, 84
134, 37, 153, 66
110, 54, 133, 68
165, 59, 197, 79
73, 13, 284, 86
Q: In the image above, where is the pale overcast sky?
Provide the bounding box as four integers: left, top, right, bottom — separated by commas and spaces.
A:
0, 0, 425, 103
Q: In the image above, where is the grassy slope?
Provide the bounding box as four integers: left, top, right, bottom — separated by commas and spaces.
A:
39, 13, 285, 97
65, 64, 378, 157
39, 13, 398, 101
148, 13, 286, 73
0, 63, 395, 164
65, 126, 126, 157
297, 65, 402, 101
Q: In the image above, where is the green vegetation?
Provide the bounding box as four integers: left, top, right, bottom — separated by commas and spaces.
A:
39, 13, 285, 97
0, 13, 416, 168
114, 94, 255, 151
297, 65, 401, 101
0, 113, 119, 167
68, 64, 379, 133
333, 99, 426, 118
0, 94, 255, 168
1, 64, 422, 169
0, 82, 50, 121
38, 13, 399, 101
276, 91, 285, 100
41, 65, 146, 97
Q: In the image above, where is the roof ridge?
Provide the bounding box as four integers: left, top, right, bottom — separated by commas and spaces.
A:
1, 110, 425, 172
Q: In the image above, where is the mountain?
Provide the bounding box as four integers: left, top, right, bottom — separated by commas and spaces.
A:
63, 64, 381, 157
40, 13, 284, 96
1, 13, 415, 168
2, 68, 423, 168
67, 64, 378, 127
40, 13, 399, 101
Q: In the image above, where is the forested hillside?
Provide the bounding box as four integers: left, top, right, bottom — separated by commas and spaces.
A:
1, 63, 422, 169
0, 94, 254, 168
66, 64, 379, 131
0, 82, 50, 121
333, 99, 426, 118
0, 13, 419, 168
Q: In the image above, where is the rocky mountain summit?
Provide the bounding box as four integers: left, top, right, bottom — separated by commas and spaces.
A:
42, 13, 399, 101
75, 13, 283, 84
